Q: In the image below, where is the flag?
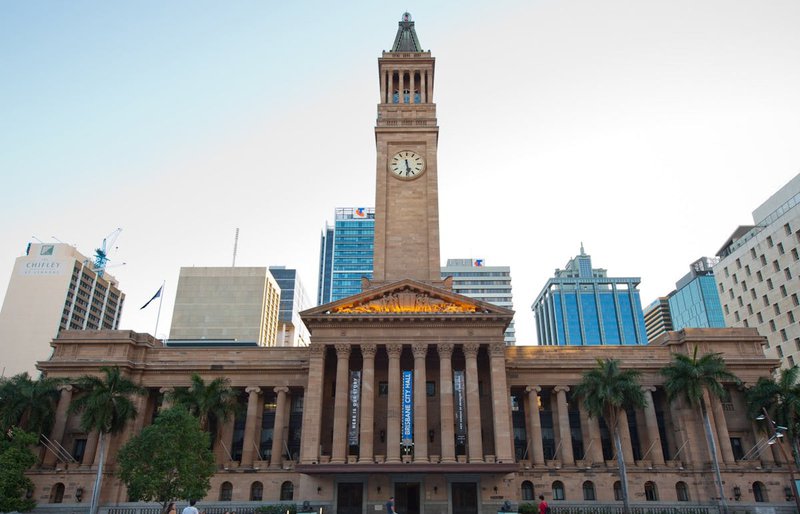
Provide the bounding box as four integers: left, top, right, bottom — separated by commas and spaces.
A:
140, 285, 163, 310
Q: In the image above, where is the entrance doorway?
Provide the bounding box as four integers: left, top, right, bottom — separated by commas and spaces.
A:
451, 482, 478, 514
394, 482, 420, 514
337, 483, 363, 514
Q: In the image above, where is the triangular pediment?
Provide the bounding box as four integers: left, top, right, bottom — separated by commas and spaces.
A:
301, 279, 514, 318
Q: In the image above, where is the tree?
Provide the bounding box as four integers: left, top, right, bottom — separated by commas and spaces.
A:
117, 407, 215, 513
746, 365, 800, 465
0, 373, 61, 436
167, 374, 239, 446
69, 366, 145, 514
573, 358, 645, 514
661, 347, 739, 514
0, 427, 38, 512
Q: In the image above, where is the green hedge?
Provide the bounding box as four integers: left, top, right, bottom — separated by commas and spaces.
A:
255, 504, 297, 514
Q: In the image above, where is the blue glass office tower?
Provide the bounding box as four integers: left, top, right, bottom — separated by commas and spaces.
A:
531, 246, 647, 346
667, 257, 726, 331
317, 207, 375, 304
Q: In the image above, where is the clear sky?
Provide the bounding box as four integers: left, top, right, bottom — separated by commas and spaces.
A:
1, 0, 799, 344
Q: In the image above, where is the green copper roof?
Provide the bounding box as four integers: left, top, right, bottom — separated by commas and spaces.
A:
390, 12, 423, 52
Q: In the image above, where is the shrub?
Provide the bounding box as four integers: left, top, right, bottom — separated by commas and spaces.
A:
255, 504, 297, 514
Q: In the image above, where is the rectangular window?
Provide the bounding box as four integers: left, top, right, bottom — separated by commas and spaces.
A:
732, 275, 738, 284
747, 304, 753, 315
743, 319, 749, 327
773, 261, 780, 272
789, 356, 796, 367
775, 304, 781, 315
767, 236, 774, 247
718, 283, 724, 293
741, 280, 747, 291
777, 345, 784, 357
786, 223, 792, 235
757, 271, 763, 282
745, 265, 751, 276
781, 285, 788, 297
751, 289, 757, 300
736, 258, 742, 269
729, 290, 735, 299
757, 312, 764, 323
724, 304, 730, 315
792, 248, 799, 261
786, 268, 793, 280
737, 297, 744, 307
751, 248, 758, 259
796, 339, 800, 352
761, 255, 767, 265
763, 295, 770, 306
426, 381, 436, 397
731, 437, 745, 461
789, 311, 796, 324
781, 329, 788, 342
778, 242, 785, 255
724, 267, 729, 277
793, 294, 799, 307
734, 312, 740, 322
770, 320, 777, 332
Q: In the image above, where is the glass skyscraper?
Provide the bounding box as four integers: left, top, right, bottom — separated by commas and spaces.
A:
667, 257, 726, 331
268, 266, 311, 346
317, 207, 375, 304
531, 246, 647, 346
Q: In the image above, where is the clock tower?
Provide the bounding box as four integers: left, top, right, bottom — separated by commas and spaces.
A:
371, 13, 442, 287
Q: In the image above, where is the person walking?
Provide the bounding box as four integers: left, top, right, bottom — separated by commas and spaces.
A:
538, 495, 549, 514
385, 496, 398, 514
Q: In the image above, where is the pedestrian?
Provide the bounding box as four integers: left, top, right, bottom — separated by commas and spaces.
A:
385, 496, 398, 514
182, 499, 199, 514
167, 503, 177, 514
538, 495, 549, 514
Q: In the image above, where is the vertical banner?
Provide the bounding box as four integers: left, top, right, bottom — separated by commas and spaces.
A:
454, 370, 466, 445
402, 370, 414, 446
348, 371, 362, 446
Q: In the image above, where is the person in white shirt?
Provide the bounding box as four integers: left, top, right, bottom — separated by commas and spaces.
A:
181, 500, 199, 514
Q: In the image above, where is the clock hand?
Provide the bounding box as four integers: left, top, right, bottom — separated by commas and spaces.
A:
405, 160, 412, 175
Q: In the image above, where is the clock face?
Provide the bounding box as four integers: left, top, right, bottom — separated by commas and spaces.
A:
389, 150, 425, 179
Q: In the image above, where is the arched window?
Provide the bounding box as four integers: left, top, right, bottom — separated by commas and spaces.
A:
250, 481, 263, 501
644, 481, 658, 501
50, 483, 65, 504
280, 481, 294, 501
676, 481, 689, 502
552, 481, 565, 501
582, 481, 596, 501
753, 482, 767, 502
521, 481, 534, 501
613, 481, 623, 501
220, 481, 233, 501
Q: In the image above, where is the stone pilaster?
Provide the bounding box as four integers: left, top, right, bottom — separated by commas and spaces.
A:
43, 384, 73, 467
708, 391, 735, 465
82, 430, 99, 467
300, 343, 326, 464
240, 386, 262, 467
617, 409, 635, 464
642, 387, 665, 465
489, 342, 513, 463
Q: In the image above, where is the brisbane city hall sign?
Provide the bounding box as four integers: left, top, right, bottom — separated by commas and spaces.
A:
28, 12, 790, 514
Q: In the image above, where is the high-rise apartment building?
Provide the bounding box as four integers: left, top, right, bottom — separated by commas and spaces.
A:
268, 266, 311, 347
441, 258, 516, 345
317, 207, 374, 304
0, 242, 124, 376
643, 297, 672, 342
668, 257, 726, 331
715, 173, 800, 368
532, 246, 647, 346
169, 267, 281, 346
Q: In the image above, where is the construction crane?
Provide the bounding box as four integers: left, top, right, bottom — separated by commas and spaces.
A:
94, 228, 122, 278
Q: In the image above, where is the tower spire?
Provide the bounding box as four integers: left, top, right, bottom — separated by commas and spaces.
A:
391, 12, 423, 52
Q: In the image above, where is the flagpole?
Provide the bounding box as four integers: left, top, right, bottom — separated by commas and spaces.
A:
154, 280, 165, 339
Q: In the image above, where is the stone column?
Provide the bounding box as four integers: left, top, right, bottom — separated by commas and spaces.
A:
525, 386, 545, 466
489, 342, 514, 463
300, 343, 325, 464
159, 387, 174, 411
270, 387, 290, 469
617, 409, 635, 463
386, 343, 403, 463
642, 387, 665, 465
708, 391, 735, 464
331, 344, 352, 464
359, 344, 377, 463
240, 386, 262, 467
388, 70, 394, 103
82, 430, 99, 467
464, 342, 483, 462
412, 342, 429, 462
381, 70, 387, 103
582, 407, 604, 464
421, 70, 427, 103
43, 384, 73, 467
217, 416, 236, 465
554, 386, 574, 465
438, 343, 456, 463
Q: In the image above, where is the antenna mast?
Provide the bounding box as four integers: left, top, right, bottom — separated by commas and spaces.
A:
232, 228, 239, 267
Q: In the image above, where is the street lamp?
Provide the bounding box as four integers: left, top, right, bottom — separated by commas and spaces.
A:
756, 408, 800, 512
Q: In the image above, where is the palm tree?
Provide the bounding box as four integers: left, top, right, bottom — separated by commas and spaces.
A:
69, 366, 145, 514
573, 358, 646, 514
661, 347, 739, 514
166, 373, 239, 446
746, 366, 800, 465
0, 372, 62, 436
